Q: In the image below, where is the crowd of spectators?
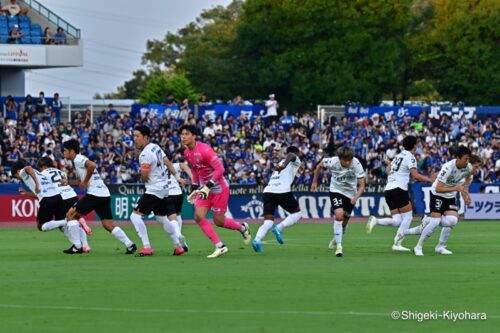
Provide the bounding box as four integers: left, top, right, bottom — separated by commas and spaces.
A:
1, 93, 499, 187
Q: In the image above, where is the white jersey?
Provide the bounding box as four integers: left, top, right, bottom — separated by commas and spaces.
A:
264, 155, 301, 194
19, 168, 59, 200
139, 143, 169, 198
73, 154, 110, 197
385, 150, 417, 191
167, 162, 183, 196
323, 156, 365, 199
42, 167, 77, 200
431, 159, 472, 199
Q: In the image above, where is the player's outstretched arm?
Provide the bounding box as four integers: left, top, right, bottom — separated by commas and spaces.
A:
384, 159, 391, 175
275, 153, 297, 173
18, 187, 37, 198
351, 177, 366, 205
80, 160, 96, 189
311, 160, 324, 192
410, 168, 434, 183
180, 162, 193, 183
24, 166, 40, 193
163, 156, 184, 184
435, 181, 464, 194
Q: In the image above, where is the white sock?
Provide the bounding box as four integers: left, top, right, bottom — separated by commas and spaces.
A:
394, 212, 413, 246
67, 220, 82, 248
130, 212, 151, 248
438, 227, 452, 247
60, 225, 71, 243
111, 226, 134, 247
417, 217, 440, 248
277, 212, 302, 231
80, 227, 89, 247
255, 220, 274, 242
377, 214, 402, 227
156, 216, 181, 247
171, 217, 183, 237
177, 215, 183, 232
41, 219, 67, 231
333, 220, 343, 247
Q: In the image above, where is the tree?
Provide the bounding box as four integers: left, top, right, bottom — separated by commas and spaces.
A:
138, 69, 201, 105
414, 0, 500, 104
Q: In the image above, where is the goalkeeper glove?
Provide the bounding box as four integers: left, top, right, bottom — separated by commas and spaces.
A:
187, 185, 199, 204
198, 180, 215, 200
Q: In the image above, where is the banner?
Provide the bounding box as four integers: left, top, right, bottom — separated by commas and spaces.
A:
0, 195, 95, 223
0, 183, 498, 222
345, 105, 500, 120
228, 192, 390, 219
110, 194, 194, 221
198, 105, 266, 122
0, 45, 46, 66
465, 194, 500, 220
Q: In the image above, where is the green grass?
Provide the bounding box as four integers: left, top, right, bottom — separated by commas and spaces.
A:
0, 221, 499, 333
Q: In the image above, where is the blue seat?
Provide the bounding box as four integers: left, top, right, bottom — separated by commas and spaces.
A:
19, 16, 30, 23
20, 28, 30, 35
30, 29, 41, 37
31, 23, 41, 30
19, 22, 30, 29
0, 16, 7, 23
20, 37, 31, 44
7, 16, 18, 24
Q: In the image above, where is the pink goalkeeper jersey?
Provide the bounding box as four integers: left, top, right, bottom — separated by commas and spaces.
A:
183, 142, 228, 194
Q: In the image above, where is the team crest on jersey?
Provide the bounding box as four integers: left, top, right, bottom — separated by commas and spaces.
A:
241, 195, 264, 219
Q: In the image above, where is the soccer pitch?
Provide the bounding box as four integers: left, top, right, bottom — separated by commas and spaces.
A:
0, 221, 499, 333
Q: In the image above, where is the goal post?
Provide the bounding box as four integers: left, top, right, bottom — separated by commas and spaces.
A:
317, 104, 344, 153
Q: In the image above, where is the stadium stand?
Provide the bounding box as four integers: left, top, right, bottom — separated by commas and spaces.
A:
1, 95, 499, 186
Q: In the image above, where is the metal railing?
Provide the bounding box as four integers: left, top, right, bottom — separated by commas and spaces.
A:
20, 0, 80, 39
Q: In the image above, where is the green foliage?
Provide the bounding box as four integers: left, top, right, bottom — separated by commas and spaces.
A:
415, 0, 500, 104
138, 70, 201, 105
109, 0, 499, 108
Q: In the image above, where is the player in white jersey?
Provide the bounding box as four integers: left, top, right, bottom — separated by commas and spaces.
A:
312, 147, 365, 257
11, 160, 82, 253
252, 146, 303, 252
366, 136, 435, 251
402, 146, 475, 256
38, 157, 91, 253
63, 139, 136, 254
130, 125, 187, 256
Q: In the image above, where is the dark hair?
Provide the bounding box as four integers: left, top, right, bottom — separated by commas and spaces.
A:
402, 135, 417, 151
134, 125, 150, 138
337, 147, 354, 160
11, 160, 27, 177
179, 125, 199, 136
63, 139, 80, 153
38, 156, 54, 169
456, 146, 471, 158
469, 154, 481, 165
286, 146, 300, 155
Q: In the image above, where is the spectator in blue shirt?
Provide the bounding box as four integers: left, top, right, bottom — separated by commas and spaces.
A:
53, 27, 66, 45
107, 104, 119, 119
